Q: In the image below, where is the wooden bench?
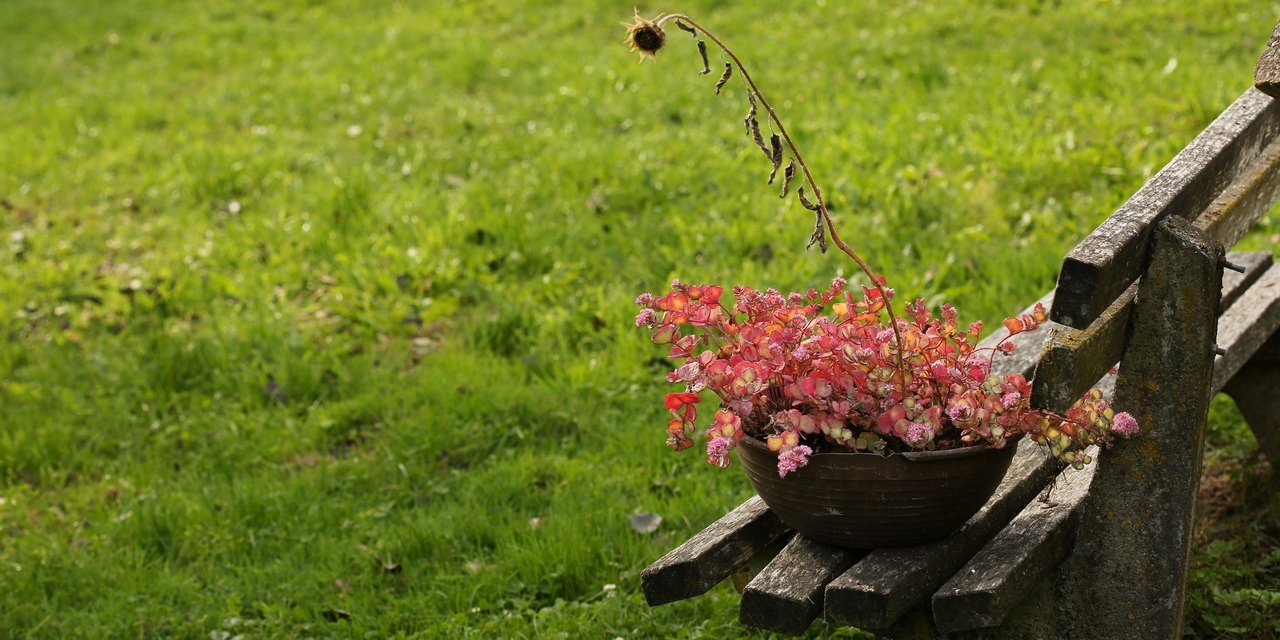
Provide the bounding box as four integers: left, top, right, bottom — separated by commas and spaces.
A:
640, 29, 1280, 638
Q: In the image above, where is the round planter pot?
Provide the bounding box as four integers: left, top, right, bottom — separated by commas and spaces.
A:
737, 435, 1019, 548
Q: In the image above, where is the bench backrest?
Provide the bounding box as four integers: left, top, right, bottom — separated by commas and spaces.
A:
1032, 88, 1280, 412
1016, 61, 1280, 633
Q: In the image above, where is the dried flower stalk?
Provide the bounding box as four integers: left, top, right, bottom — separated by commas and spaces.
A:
623, 9, 908, 393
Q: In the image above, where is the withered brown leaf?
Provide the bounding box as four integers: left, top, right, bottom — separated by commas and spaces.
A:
807, 212, 828, 252
714, 62, 732, 95
767, 134, 783, 183
779, 159, 797, 198
697, 40, 710, 75
745, 98, 769, 157
798, 188, 827, 252
798, 186, 821, 212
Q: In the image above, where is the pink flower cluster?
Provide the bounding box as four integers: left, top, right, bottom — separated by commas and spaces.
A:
638, 278, 1137, 477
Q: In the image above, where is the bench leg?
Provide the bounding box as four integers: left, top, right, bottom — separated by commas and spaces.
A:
981, 217, 1222, 639
1223, 360, 1280, 471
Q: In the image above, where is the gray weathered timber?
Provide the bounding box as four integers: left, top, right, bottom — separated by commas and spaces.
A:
1256, 16, 1280, 99
1224, 362, 1280, 470
1210, 262, 1280, 392
1032, 251, 1272, 412
1243, 324, 1280, 362
1221, 252, 1276, 311
1196, 135, 1280, 247
931, 448, 1099, 633
641, 495, 792, 606
1050, 89, 1280, 329
739, 535, 865, 635
1031, 282, 1135, 412
821, 438, 1057, 630
1052, 218, 1222, 637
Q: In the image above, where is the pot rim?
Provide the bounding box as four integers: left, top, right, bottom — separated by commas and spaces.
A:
739, 431, 1018, 463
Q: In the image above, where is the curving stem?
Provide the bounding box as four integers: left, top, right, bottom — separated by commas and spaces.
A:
655, 13, 910, 398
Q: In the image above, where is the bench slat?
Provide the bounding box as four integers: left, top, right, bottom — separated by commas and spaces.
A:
1051, 89, 1280, 329
1223, 362, 1280, 470
1198, 135, 1280, 247
641, 495, 792, 606
821, 437, 1057, 631
1211, 261, 1280, 392
931, 446, 1100, 633
1032, 251, 1272, 412
738, 535, 865, 635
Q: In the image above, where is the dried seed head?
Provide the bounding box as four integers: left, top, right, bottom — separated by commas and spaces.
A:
623, 10, 666, 61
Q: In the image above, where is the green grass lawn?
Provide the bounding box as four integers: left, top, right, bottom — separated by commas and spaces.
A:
2, 0, 1279, 637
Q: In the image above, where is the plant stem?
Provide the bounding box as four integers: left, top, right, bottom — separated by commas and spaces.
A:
656, 13, 910, 398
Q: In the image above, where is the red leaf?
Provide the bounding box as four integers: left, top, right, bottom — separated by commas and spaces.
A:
664, 392, 700, 410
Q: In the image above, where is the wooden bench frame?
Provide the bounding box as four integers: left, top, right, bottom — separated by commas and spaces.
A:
640, 27, 1280, 639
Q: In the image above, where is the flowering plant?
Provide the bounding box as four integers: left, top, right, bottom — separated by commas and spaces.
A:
623, 10, 1138, 478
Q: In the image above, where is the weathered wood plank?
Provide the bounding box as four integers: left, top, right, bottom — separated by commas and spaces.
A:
739, 535, 865, 635
1197, 136, 1280, 247
1030, 283, 1136, 413
1222, 252, 1277, 311
931, 447, 1100, 633
960, 217, 1226, 639
1032, 251, 1272, 412
641, 495, 792, 606
822, 438, 1057, 631
1224, 362, 1280, 471
1065, 216, 1222, 637
1211, 262, 1280, 393
1256, 17, 1280, 99
1245, 329, 1280, 362
1051, 89, 1280, 329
